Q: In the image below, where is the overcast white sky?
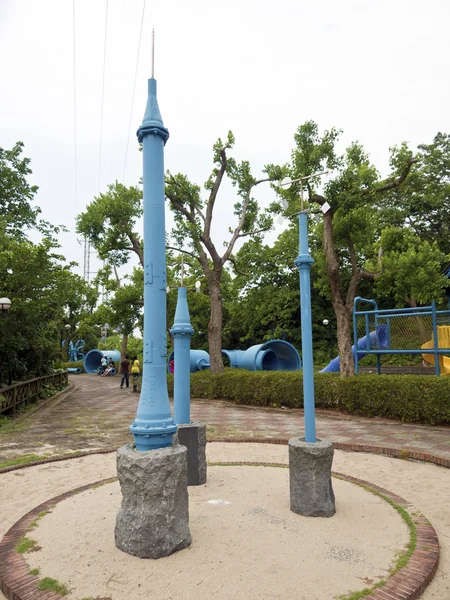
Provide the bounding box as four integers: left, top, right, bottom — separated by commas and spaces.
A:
1, 0, 449, 280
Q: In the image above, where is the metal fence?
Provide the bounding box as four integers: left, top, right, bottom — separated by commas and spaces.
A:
353, 298, 450, 376
0, 371, 69, 416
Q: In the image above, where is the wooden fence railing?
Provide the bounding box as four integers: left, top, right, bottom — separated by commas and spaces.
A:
0, 372, 69, 416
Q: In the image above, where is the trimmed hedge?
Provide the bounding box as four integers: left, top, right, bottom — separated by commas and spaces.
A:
167, 370, 450, 425
62, 360, 85, 373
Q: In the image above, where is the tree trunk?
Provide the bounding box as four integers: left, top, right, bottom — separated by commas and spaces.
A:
208, 277, 224, 374
120, 333, 128, 371
323, 212, 355, 377
334, 303, 354, 377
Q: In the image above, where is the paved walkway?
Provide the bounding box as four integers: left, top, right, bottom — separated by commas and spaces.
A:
0, 374, 449, 464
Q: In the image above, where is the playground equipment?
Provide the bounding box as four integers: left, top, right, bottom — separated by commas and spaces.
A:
320, 326, 389, 373
352, 297, 450, 376
223, 340, 301, 371
62, 339, 85, 362
66, 367, 82, 374
421, 326, 450, 375
168, 340, 301, 373
84, 349, 121, 374
167, 349, 210, 373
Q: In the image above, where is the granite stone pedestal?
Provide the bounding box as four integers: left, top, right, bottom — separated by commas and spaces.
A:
289, 437, 336, 518
176, 422, 207, 486
115, 444, 192, 558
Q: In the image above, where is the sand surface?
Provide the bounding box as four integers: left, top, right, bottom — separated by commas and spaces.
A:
26, 467, 407, 600
1, 443, 449, 599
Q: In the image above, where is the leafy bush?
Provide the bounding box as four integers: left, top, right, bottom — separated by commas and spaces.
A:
170, 370, 450, 425
62, 360, 85, 373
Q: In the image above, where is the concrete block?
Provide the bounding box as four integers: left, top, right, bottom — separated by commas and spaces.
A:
176, 422, 207, 486
115, 444, 192, 558
289, 437, 336, 518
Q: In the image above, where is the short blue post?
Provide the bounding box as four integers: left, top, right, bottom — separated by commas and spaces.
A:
170, 287, 194, 424
130, 77, 177, 451
294, 211, 316, 443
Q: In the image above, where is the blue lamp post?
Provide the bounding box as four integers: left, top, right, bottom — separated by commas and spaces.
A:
281, 172, 329, 443
129, 64, 177, 451
283, 173, 336, 518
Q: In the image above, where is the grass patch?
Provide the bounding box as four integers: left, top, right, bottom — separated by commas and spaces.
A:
29, 568, 40, 576
333, 476, 417, 599
0, 454, 49, 469
28, 509, 52, 531
38, 577, 68, 595
16, 536, 38, 554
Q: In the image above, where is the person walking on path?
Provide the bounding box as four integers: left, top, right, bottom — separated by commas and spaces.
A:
120, 355, 131, 389
131, 355, 140, 393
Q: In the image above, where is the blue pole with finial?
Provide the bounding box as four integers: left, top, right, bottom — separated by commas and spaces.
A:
294, 185, 316, 443
170, 284, 194, 424
130, 31, 177, 451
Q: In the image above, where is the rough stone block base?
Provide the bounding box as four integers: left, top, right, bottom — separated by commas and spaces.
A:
176, 422, 207, 486
289, 437, 336, 518
115, 444, 192, 558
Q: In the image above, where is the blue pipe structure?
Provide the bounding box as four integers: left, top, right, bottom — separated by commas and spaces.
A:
320, 326, 389, 373
295, 212, 316, 443
67, 367, 82, 374
167, 349, 210, 373
170, 287, 194, 425
222, 340, 301, 371
84, 349, 121, 374
167, 341, 300, 373
130, 76, 177, 451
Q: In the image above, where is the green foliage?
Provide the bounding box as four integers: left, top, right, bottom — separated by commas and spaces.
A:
62, 360, 85, 372
38, 577, 69, 596
369, 227, 449, 307
0, 454, 48, 469
76, 182, 143, 266
98, 334, 142, 358
15, 536, 38, 553
0, 142, 40, 239
176, 371, 450, 424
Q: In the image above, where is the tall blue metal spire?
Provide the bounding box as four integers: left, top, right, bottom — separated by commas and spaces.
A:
130, 40, 176, 451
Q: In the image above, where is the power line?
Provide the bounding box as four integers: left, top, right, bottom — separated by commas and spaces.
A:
122, 0, 147, 183
98, 0, 109, 194
72, 0, 78, 215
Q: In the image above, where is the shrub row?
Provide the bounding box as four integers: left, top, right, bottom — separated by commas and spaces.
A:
62, 360, 85, 373
168, 370, 450, 425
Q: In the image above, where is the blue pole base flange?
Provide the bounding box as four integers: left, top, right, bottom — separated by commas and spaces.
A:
130, 420, 178, 451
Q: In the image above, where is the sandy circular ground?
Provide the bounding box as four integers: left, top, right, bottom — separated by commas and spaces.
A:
24, 465, 408, 600
1, 443, 449, 599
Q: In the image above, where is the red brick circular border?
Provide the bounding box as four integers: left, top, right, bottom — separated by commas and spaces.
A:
0, 436, 449, 475
0, 464, 440, 600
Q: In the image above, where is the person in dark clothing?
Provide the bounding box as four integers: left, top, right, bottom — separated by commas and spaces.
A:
120, 354, 131, 389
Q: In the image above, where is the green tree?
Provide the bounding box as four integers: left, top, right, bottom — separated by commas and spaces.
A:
165, 131, 275, 373
0, 231, 95, 383
0, 142, 40, 239
76, 182, 143, 266
266, 121, 416, 377
76, 183, 144, 358
382, 133, 450, 253
370, 227, 449, 309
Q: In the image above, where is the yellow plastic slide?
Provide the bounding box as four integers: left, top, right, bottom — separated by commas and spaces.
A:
421, 325, 450, 376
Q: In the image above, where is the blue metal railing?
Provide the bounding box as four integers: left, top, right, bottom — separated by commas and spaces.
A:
353, 297, 450, 376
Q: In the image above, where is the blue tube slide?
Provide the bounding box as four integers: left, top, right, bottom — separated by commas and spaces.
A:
167, 349, 210, 373
223, 340, 302, 371
66, 367, 82, 374
84, 349, 121, 374
320, 325, 389, 373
